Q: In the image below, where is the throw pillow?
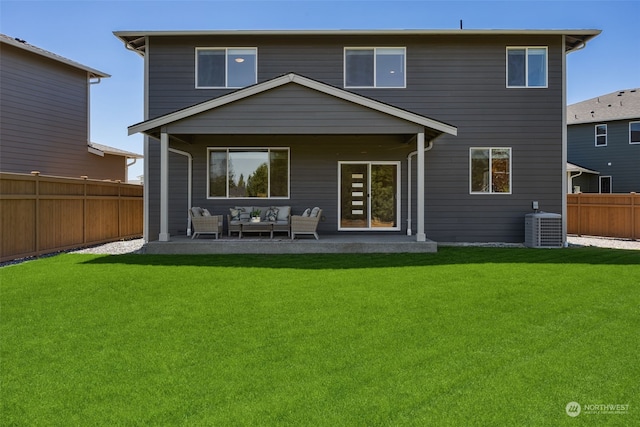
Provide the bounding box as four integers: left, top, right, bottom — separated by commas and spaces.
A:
229, 208, 241, 221
202, 209, 211, 216
310, 207, 320, 217
265, 207, 279, 222
301, 208, 311, 217
191, 207, 203, 217
276, 206, 290, 221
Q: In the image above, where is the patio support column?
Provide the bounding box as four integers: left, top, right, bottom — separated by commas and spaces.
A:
416, 131, 426, 242
159, 128, 170, 242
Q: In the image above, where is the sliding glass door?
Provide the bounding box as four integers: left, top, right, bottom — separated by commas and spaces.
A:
339, 162, 400, 230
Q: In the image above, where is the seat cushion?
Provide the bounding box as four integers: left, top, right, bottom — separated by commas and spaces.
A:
275, 206, 290, 221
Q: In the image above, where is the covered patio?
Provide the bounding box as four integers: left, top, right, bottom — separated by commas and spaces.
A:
130, 73, 457, 248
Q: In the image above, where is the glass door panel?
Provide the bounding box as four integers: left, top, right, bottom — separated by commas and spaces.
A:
340, 163, 368, 229
371, 164, 398, 228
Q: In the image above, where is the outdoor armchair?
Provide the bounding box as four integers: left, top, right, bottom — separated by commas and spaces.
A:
291, 208, 322, 240
189, 207, 223, 239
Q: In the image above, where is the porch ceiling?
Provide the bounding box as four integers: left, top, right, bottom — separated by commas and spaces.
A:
129, 73, 457, 142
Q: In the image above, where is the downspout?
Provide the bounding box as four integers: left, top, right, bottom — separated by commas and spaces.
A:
86, 75, 102, 149
126, 157, 137, 183
406, 139, 434, 235
169, 148, 193, 236
569, 171, 583, 193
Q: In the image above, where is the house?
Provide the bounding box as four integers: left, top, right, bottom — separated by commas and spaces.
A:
567, 89, 640, 193
114, 29, 599, 244
0, 34, 142, 182
566, 162, 599, 194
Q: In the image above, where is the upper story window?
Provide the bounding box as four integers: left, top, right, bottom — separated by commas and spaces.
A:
470, 148, 512, 194
196, 48, 257, 89
630, 121, 640, 144
506, 47, 547, 88
595, 124, 607, 146
344, 47, 406, 88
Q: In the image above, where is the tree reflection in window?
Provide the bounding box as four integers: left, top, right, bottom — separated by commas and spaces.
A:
209, 148, 289, 198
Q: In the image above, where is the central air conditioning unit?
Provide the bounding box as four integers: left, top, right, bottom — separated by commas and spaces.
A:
524, 212, 563, 248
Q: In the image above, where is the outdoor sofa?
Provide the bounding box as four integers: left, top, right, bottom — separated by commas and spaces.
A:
227, 206, 291, 237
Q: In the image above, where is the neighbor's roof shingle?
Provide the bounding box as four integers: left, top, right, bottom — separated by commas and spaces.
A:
567, 88, 640, 125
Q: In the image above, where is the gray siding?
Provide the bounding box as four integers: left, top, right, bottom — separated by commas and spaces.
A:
146, 33, 566, 242
168, 84, 422, 134
0, 43, 124, 180
568, 120, 640, 193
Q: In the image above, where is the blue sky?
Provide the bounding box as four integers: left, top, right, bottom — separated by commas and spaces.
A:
1, 0, 638, 180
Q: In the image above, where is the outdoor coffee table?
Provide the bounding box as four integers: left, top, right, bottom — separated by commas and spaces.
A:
239, 221, 274, 239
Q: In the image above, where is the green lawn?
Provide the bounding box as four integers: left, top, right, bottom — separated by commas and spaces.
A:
1, 247, 638, 426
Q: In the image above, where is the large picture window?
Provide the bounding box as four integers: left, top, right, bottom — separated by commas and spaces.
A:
196, 48, 257, 88
208, 148, 289, 198
344, 47, 405, 88
506, 47, 547, 88
470, 148, 512, 194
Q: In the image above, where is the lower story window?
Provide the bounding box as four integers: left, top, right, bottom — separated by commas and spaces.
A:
208, 148, 289, 198
470, 148, 512, 194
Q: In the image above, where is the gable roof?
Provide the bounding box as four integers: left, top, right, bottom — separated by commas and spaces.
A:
567, 162, 599, 175
89, 142, 142, 159
114, 29, 600, 56
0, 33, 110, 79
128, 73, 457, 138
568, 88, 640, 125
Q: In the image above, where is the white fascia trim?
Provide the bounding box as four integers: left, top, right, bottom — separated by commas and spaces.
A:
293, 74, 456, 135
129, 73, 457, 137
88, 146, 104, 156
114, 29, 601, 37
128, 74, 291, 135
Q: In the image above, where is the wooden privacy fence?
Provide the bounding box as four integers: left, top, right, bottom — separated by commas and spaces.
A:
1, 172, 143, 262
567, 193, 639, 240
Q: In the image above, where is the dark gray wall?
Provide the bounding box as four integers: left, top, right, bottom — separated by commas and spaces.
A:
568, 120, 640, 193
0, 43, 125, 181
145, 33, 566, 242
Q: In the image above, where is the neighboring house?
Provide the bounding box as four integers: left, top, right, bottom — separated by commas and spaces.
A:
566, 162, 599, 194
115, 29, 599, 243
0, 34, 141, 182
567, 89, 640, 193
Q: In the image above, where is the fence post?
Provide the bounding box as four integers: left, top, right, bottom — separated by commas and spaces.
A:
117, 180, 122, 239
31, 171, 41, 256
577, 193, 582, 237
632, 192, 637, 240
81, 176, 88, 244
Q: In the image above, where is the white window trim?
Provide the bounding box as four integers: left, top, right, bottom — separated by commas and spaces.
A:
630, 121, 640, 144
599, 176, 612, 193
343, 47, 407, 89
469, 147, 512, 195
595, 123, 607, 147
506, 46, 548, 89
207, 147, 290, 199
195, 47, 257, 89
